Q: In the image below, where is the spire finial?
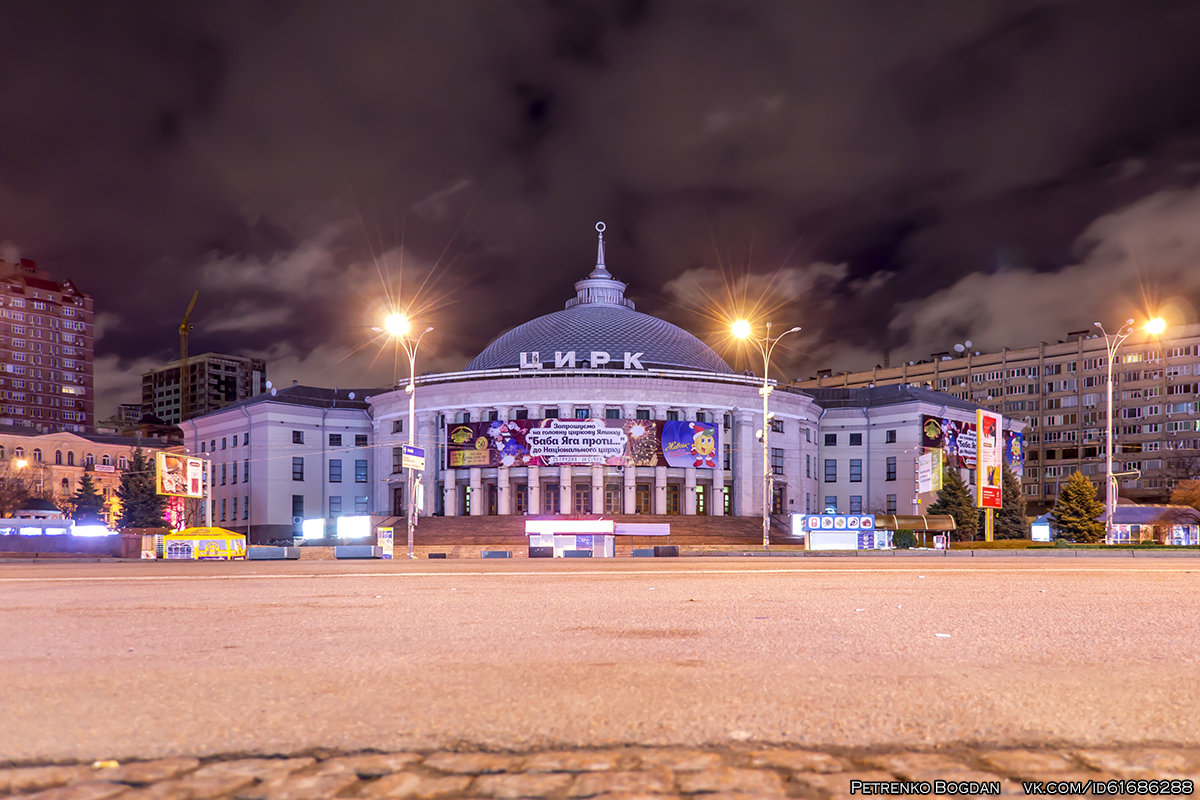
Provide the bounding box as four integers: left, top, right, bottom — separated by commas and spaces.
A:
590, 221, 612, 278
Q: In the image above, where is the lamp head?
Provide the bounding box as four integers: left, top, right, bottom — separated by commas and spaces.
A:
1144, 317, 1166, 336
383, 313, 411, 338
732, 319, 752, 339
14, 458, 26, 469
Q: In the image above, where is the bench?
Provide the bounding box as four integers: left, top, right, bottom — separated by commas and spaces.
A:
631, 548, 656, 557
248, 547, 300, 560
481, 550, 511, 559
334, 545, 382, 559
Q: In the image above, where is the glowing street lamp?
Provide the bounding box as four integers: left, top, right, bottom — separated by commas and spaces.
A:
732, 319, 801, 550
382, 314, 434, 559
1094, 316, 1166, 543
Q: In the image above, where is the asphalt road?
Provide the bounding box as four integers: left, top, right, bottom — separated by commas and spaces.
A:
2, 557, 1198, 764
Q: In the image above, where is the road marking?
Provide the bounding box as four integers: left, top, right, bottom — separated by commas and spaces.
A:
0, 565, 1195, 583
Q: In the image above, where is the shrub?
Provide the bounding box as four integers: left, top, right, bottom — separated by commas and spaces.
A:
893, 529, 916, 549
1053, 537, 1072, 548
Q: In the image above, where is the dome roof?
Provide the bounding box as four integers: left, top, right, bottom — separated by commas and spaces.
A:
467, 223, 733, 375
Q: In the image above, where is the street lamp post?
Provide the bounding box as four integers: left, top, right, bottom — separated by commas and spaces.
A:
732, 320, 801, 551
1094, 316, 1165, 543
384, 313, 434, 559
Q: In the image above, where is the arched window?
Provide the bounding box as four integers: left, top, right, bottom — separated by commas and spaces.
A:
67, 451, 75, 466
14, 446, 24, 458
55, 450, 63, 465
0, 445, 5, 460
61, 478, 69, 492
33, 448, 42, 462
118, 456, 128, 470
84, 452, 95, 467
101, 454, 111, 466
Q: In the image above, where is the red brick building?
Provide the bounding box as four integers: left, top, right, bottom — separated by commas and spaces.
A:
0, 256, 94, 432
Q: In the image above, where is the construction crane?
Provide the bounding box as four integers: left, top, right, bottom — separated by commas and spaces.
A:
179, 290, 199, 422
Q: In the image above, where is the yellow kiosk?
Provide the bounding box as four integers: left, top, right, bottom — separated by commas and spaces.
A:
162, 527, 247, 560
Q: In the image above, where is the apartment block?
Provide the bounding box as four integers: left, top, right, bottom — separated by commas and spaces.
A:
0, 257, 94, 432
800, 323, 1200, 510
142, 353, 267, 424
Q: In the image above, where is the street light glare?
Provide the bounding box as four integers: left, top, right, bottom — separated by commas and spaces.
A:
384, 312, 411, 338
14, 458, 27, 469
1145, 317, 1167, 336
731, 319, 752, 339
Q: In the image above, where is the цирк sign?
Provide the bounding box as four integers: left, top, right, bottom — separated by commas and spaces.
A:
519, 350, 645, 370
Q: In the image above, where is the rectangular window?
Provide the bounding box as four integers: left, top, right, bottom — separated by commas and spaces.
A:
355, 459, 368, 482
231, 462, 238, 484
329, 433, 342, 447
392, 447, 403, 473
770, 447, 784, 475
292, 430, 304, 444
355, 496, 369, 513
849, 459, 862, 482
886, 456, 896, 481
723, 443, 731, 471
485, 409, 498, 422
574, 407, 589, 419
200, 442, 206, 453
514, 408, 529, 419
292, 494, 304, 519
605, 407, 621, 419
220, 463, 227, 485
243, 433, 249, 446
329, 459, 342, 483
243, 496, 249, 520
806, 453, 811, 478
231, 497, 238, 519
329, 496, 342, 516
220, 498, 226, 521
886, 494, 897, 514
666, 410, 680, 421
355, 434, 368, 447
849, 433, 862, 446
824, 433, 837, 447
636, 408, 651, 420
770, 419, 783, 433
244, 459, 249, 481
221, 437, 227, 450
849, 495, 863, 513
824, 496, 837, 512
544, 407, 559, 419
392, 420, 403, 434
292, 457, 304, 481
824, 459, 837, 483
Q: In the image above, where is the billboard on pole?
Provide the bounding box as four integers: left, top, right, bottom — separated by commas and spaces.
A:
156, 453, 204, 498
976, 410, 1002, 509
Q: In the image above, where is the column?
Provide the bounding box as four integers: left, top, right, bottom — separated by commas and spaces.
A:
469, 468, 482, 516
591, 463, 603, 514
684, 467, 697, 515
654, 465, 667, 514
443, 471, 458, 517
733, 410, 756, 517
559, 465, 572, 515
528, 464, 541, 514
497, 468, 510, 515
711, 408, 725, 516
420, 412, 439, 519
623, 465, 636, 514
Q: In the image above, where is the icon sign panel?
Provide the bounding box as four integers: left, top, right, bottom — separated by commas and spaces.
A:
802, 514, 875, 531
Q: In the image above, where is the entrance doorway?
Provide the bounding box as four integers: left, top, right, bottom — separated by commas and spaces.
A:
574, 483, 592, 514
695, 485, 707, 515
604, 483, 622, 514
666, 484, 680, 515
487, 485, 498, 515
635, 484, 651, 514
515, 484, 528, 515
544, 483, 560, 514
392, 485, 404, 516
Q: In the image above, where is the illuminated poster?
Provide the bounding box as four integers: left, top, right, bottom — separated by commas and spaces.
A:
445, 418, 720, 469
921, 416, 978, 469
156, 453, 204, 498
1005, 431, 1024, 478
976, 410, 1002, 509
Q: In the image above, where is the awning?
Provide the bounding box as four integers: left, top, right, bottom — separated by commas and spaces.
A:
872, 514, 957, 532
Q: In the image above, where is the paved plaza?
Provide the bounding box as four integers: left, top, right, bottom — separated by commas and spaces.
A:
2, 557, 1198, 796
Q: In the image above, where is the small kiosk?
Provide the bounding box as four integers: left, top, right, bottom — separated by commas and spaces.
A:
163, 527, 247, 560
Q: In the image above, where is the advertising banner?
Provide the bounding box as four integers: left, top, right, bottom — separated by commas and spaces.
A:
921, 415, 1022, 479
445, 418, 720, 469
930, 448, 943, 491
917, 451, 933, 493
156, 453, 204, 498
377, 527, 394, 560
976, 409, 1002, 509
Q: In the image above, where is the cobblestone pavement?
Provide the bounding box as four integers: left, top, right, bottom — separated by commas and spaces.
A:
3, 745, 1199, 799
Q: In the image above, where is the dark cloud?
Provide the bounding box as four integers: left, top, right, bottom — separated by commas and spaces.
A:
2, 0, 1200, 410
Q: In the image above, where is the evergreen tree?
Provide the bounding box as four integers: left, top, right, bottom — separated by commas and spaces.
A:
72, 471, 104, 522
928, 466, 978, 541
1050, 471, 1105, 543
117, 447, 168, 529
994, 463, 1029, 539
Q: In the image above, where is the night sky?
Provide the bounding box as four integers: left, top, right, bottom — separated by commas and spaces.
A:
4, 1, 1200, 415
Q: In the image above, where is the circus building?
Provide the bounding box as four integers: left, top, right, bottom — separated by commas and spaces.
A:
367, 224, 820, 525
